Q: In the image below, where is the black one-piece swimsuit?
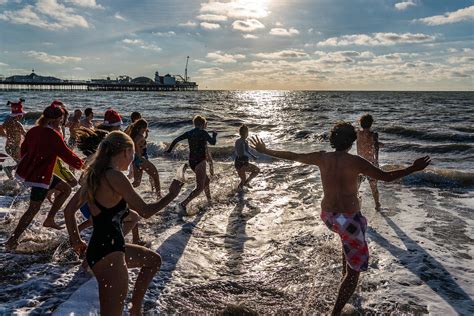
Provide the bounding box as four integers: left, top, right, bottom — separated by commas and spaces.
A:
86, 198, 129, 268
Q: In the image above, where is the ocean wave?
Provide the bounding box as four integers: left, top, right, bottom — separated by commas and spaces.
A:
382, 165, 474, 188
386, 143, 473, 154
381, 126, 474, 143
451, 126, 474, 134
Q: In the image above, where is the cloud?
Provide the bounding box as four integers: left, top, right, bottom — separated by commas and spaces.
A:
242, 34, 258, 39
232, 19, 265, 32
394, 1, 416, 11
114, 12, 126, 21
199, 0, 270, 19
0, 62, 8, 66
255, 49, 309, 59
196, 14, 228, 22
206, 51, 245, 63
200, 22, 221, 30
24, 50, 82, 64
73, 67, 84, 70
317, 32, 435, 46
122, 39, 162, 52
179, 20, 197, 27
415, 6, 474, 25
0, 0, 90, 30
64, 0, 102, 9
198, 67, 224, 76
269, 27, 299, 37
153, 31, 176, 37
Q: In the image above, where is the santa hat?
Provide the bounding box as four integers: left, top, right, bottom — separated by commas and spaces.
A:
43, 101, 64, 119
103, 109, 123, 127
10, 100, 26, 117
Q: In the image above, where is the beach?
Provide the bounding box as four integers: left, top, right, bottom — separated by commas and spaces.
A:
0, 90, 473, 314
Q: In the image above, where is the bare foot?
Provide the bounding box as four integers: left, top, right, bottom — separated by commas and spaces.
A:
5, 239, 18, 252
375, 201, 381, 211
43, 219, 65, 230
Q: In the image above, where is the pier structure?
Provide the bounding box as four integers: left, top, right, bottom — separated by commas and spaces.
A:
0, 66, 198, 91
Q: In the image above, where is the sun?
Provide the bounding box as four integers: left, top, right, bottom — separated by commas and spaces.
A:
235, 0, 271, 19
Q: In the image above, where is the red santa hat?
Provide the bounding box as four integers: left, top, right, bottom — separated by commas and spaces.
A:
10, 99, 26, 117
103, 109, 123, 127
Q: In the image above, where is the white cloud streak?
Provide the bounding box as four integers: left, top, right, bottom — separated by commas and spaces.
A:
394, 1, 416, 11
122, 39, 162, 52
255, 49, 309, 59
197, 14, 228, 22
64, 0, 102, 9
200, 22, 221, 30
114, 12, 126, 21
207, 51, 245, 63
199, 0, 269, 19
415, 6, 474, 25
0, 0, 90, 30
24, 50, 82, 64
179, 20, 197, 27
269, 27, 300, 37
317, 32, 435, 46
232, 19, 265, 32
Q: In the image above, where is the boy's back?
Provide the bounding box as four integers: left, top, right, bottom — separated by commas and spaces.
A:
356, 129, 378, 164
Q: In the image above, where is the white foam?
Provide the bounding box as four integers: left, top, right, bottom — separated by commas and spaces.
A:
53, 279, 99, 316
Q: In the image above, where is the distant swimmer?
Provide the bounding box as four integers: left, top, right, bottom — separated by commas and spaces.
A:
356, 114, 384, 210
234, 124, 260, 189
65, 131, 183, 315
80, 107, 94, 129
5, 101, 84, 251
127, 118, 161, 198
250, 121, 430, 316
166, 115, 217, 210
2, 98, 27, 178
66, 109, 82, 148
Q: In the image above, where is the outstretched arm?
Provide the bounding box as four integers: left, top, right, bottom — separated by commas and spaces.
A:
105, 170, 183, 218
358, 155, 430, 182
166, 132, 188, 153
249, 136, 323, 166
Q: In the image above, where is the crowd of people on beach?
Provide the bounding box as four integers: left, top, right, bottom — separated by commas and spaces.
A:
0, 98, 430, 315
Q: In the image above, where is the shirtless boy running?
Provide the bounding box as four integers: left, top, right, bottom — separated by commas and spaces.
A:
66, 109, 82, 148
356, 114, 384, 210
250, 121, 430, 315
4, 98, 27, 163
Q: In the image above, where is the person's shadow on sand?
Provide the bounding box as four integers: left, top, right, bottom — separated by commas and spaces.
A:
153, 211, 205, 300
368, 213, 474, 314
224, 191, 260, 275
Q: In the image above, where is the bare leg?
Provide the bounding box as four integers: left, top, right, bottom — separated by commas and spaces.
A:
142, 159, 161, 198
5, 199, 43, 250
132, 165, 143, 188
43, 180, 71, 230
181, 161, 207, 208
332, 259, 360, 316
237, 168, 247, 189
125, 244, 161, 316
92, 252, 129, 316
78, 218, 92, 232
204, 175, 212, 203
244, 163, 260, 188
369, 179, 381, 210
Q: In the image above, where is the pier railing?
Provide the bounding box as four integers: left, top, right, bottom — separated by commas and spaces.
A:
0, 81, 198, 91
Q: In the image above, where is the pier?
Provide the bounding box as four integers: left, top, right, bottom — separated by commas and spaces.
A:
0, 81, 198, 91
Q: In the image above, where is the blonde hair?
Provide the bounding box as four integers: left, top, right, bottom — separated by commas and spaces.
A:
85, 131, 134, 202
36, 115, 49, 127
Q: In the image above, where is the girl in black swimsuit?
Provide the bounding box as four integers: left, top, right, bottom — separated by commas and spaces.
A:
65, 131, 183, 316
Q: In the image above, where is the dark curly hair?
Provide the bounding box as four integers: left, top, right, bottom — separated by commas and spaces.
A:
360, 114, 374, 129
329, 121, 357, 151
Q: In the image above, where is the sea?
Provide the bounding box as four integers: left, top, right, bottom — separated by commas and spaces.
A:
0, 90, 472, 315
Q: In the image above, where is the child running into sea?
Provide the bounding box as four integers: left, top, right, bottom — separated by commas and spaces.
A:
166, 115, 217, 210
356, 114, 384, 210
5, 101, 84, 251
127, 118, 161, 198
250, 121, 430, 315
65, 131, 183, 315
234, 124, 260, 189
2, 98, 27, 178
66, 109, 82, 148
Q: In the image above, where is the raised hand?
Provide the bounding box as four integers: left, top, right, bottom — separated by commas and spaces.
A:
411, 156, 431, 171
249, 136, 266, 153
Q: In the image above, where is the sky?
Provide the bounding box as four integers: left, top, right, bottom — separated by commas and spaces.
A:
0, 0, 473, 90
